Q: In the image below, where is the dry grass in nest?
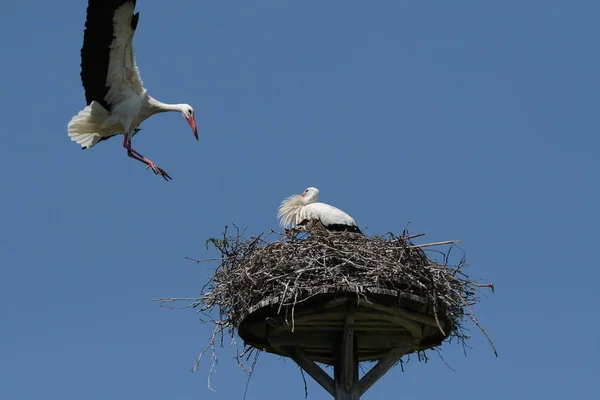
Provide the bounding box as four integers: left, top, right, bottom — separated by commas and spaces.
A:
156, 225, 495, 388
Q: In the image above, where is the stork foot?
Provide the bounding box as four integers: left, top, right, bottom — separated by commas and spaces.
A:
124, 140, 172, 181
284, 227, 304, 237
282, 228, 298, 240
144, 159, 172, 181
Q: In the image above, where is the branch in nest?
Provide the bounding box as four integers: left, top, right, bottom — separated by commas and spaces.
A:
408, 240, 460, 249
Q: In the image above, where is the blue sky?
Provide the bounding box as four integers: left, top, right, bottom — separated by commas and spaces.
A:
0, 0, 598, 398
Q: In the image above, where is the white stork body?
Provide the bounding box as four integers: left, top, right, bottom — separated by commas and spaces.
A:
278, 187, 363, 234
68, 0, 198, 180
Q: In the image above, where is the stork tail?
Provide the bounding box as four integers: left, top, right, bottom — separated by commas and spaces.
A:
67, 101, 110, 149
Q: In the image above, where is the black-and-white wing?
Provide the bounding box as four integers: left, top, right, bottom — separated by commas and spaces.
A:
80, 0, 144, 111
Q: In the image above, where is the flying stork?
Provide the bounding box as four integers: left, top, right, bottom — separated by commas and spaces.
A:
277, 187, 363, 234
67, 0, 198, 181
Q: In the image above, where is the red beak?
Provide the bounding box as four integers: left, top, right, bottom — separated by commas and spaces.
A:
188, 116, 198, 140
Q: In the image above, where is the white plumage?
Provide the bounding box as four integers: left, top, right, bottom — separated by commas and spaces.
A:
278, 187, 362, 234
67, 0, 198, 181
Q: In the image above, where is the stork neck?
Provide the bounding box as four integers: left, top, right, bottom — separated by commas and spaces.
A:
304, 195, 318, 204
147, 96, 184, 114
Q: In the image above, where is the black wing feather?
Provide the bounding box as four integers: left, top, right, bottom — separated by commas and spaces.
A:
79, 0, 139, 111
325, 224, 363, 234
131, 12, 139, 30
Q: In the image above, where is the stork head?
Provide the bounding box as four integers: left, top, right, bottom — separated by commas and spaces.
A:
181, 104, 198, 140
301, 187, 320, 203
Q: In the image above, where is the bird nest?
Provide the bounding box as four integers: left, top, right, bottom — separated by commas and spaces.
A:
157, 226, 495, 385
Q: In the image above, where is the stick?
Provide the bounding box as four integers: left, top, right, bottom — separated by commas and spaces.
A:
456, 290, 498, 357
409, 240, 460, 249
403, 232, 425, 240
469, 281, 495, 292
184, 256, 224, 263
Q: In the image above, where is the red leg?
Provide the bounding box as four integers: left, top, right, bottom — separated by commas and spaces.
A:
122, 133, 172, 181
282, 227, 301, 240
285, 226, 305, 236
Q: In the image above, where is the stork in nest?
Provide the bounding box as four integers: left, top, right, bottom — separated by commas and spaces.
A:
278, 187, 363, 236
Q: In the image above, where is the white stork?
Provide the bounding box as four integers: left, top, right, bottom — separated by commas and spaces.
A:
278, 187, 363, 234
67, 0, 198, 181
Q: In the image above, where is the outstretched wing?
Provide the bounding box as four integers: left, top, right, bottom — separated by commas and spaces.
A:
80, 0, 144, 111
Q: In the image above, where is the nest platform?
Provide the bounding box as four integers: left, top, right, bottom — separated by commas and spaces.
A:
239, 287, 452, 365
173, 228, 494, 399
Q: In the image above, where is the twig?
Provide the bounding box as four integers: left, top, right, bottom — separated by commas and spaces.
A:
402, 232, 425, 240
409, 240, 460, 249
299, 365, 309, 399
469, 281, 495, 292
185, 256, 225, 263
456, 290, 498, 357
242, 351, 260, 400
